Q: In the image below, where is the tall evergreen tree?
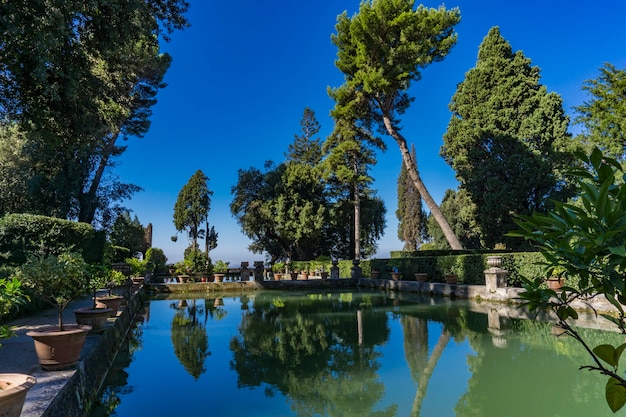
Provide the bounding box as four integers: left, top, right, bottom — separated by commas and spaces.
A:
110, 210, 147, 256
323, 114, 386, 260
441, 27, 573, 249
574, 63, 626, 161
330, 0, 463, 250
396, 144, 428, 251
286, 107, 323, 165
173, 170, 213, 251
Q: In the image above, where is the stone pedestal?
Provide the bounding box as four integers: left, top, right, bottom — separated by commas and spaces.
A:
241, 262, 251, 281
350, 259, 362, 279
253, 261, 264, 282
484, 256, 507, 293
330, 259, 340, 279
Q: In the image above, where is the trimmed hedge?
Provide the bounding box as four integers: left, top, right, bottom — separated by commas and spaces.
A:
0, 213, 105, 265
365, 251, 547, 286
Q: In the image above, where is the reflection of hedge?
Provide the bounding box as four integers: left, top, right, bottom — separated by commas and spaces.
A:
0, 213, 105, 265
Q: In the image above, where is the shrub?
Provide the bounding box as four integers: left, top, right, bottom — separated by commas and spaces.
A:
146, 247, 168, 273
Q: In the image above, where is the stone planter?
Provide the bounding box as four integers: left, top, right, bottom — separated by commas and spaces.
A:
273, 273, 282, 281
95, 295, 124, 316
444, 274, 458, 285
0, 373, 37, 417
26, 324, 92, 371
213, 273, 225, 282
320, 272, 329, 280
370, 271, 381, 279
74, 307, 113, 333
290, 272, 298, 281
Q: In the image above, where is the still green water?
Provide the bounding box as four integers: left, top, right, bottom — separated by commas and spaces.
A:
89, 290, 625, 417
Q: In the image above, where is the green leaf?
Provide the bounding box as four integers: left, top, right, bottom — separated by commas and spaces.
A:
606, 377, 626, 413
594, 344, 619, 367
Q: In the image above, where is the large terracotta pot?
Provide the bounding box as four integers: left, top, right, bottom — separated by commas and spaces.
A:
95, 295, 124, 316
0, 373, 37, 417
26, 324, 92, 371
414, 273, 428, 282
547, 277, 565, 290
213, 273, 225, 282
370, 271, 381, 279
74, 307, 113, 333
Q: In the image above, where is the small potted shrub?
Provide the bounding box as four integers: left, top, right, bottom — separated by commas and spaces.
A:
19, 252, 93, 370
95, 269, 127, 315
272, 262, 285, 280
213, 260, 229, 282
74, 268, 112, 333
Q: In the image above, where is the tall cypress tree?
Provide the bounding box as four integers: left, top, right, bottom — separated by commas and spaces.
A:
396, 144, 428, 251
441, 27, 573, 249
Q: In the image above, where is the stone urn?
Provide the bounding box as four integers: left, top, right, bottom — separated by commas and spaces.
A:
0, 373, 37, 417
95, 295, 124, 316
486, 256, 503, 268
414, 273, 428, 282
444, 274, 458, 285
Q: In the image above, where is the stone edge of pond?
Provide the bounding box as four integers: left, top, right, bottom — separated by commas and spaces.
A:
31, 289, 145, 417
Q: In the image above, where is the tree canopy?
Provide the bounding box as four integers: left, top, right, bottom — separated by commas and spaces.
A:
441, 27, 573, 249
397, 144, 428, 251
173, 170, 213, 251
330, 0, 463, 249
574, 63, 626, 161
0, 1, 188, 226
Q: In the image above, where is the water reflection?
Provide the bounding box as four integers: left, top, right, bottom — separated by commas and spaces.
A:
230, 292, 396, 416
88, 291, 626, 417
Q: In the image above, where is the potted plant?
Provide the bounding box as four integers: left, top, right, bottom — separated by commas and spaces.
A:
272, 262, 285, 280
95, 269, 127, 316
370, 268, 381, 279
74, 268, 113, 333
414, 273, 428, 282
213, 260, 229, 282
18, 252, 93, 371
300, 262, 310, 280
444, 271, 458, 284
0, 276, 36, 417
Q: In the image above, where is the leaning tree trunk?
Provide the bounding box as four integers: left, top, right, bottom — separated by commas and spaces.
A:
382, 115, 463, 250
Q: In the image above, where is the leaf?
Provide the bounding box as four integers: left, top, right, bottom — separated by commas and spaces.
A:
594, 344, 619, 367
606, 377, 626, 413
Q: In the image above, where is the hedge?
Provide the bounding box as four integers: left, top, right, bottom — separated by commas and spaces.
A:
0, 213, 105, 265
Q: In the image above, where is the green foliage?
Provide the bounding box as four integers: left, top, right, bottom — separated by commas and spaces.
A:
125, 257, 148, 276
0, 213, 104, 265
0, 1, 189, 224
184, 250, 211, 274
427, 188, 483, 249
146, 247, 168, 274
14, 252, 88, 330
441, 27, 574, 250
173, 170, 213, 251
286, 107, 323, 165
510, 148, 626, 412
574, 63, 626, 161
0, 276, 28, 341
213, 260, 229, 274
397, 145, 428, 250
110, 211, 146, 256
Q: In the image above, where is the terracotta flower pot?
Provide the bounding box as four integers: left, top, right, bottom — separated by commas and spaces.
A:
547, 277, 565, 290
26, 324, 92, 371
0, 373, 37, 417
370, 271, 381, 279
444, 274, 458, 284
213, 273, 225, 282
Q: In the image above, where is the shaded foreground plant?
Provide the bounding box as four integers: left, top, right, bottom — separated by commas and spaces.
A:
15, 252, 88, 330
510, 148, 626, 412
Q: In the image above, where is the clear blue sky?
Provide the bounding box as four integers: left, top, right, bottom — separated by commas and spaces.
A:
116, 0, 626, 265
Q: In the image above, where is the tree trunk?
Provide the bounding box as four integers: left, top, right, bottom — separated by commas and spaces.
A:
382, 115, 463, 250
78, 131, 120, 224
353, 156, 361, 260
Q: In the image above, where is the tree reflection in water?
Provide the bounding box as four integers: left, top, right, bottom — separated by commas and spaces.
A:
230, 292, 398, 417
170, 298, 212, 379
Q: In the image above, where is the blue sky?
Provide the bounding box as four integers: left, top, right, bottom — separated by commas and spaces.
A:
116, 0, 626, 265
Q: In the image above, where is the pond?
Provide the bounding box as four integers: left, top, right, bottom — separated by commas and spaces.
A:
88, 290, 625, 417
